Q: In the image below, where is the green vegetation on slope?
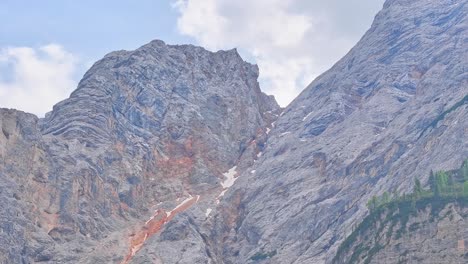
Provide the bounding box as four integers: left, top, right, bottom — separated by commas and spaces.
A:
333, 159, 468, 264
250, 250, 277, 261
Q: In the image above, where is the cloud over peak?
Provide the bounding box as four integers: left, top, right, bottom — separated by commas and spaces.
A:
0, 44, 78, 117
173, 0, 384, 106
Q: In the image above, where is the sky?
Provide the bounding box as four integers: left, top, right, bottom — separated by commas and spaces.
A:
0, 0, 385, 116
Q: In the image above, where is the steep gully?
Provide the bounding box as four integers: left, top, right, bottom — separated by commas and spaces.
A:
120, 152, 245, 263
119, 106, 279, 263
121, 195, 201, 264
121, 167, 241, 264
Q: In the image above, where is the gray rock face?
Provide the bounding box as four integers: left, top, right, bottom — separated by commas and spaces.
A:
157, 0, 466, 263
0, 41, 279, 263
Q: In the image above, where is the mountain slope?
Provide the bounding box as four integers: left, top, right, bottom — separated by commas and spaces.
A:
335, 200, 467, 264
0, 41, 279, 263
141, 0, 467, 263
216, 0, 467, 262
333, 164, 468, 264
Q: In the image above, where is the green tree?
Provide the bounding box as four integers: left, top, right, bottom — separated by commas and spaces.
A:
367, 196, 378, 212
462, 159, 468, 182
463, 181, 468, 197
447, 174, 455, 194
436, 171, 448, 195
381, 192, 390, 205
414, 178, 423, 198
410, 194, 417, 210
429, 170, 436, 195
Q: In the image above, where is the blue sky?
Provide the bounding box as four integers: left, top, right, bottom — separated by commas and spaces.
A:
0, 0, 192, 58
0, 0, 385, 116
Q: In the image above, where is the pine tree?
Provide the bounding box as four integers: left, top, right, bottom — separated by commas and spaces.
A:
414, 178, 422, 198
429, 170, 437, 196
434, 171, 448, 195
447, 174, 454, 194
463, 181, 468, 197
410, 194, 417, 211
367, 196, 378, 212
462, 159, 468, 182
381, 192, 390, 205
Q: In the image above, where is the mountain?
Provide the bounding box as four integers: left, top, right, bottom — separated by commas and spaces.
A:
131, 0, 467, 263
0, 0, 467, 263
0, 41, 280, 263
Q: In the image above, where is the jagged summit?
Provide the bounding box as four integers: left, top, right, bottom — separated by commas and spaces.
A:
0, 39, 280, 263
41, 38, 277, 141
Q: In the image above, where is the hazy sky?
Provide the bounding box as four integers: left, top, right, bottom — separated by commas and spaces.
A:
0, 0, 385, 116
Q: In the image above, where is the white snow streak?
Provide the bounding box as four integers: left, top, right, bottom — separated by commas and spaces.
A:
302, 112, 313, 121
217, 166, 239, 199
165, 194, 199, 219
220, 166, 238, 189
205, 208, 212, 217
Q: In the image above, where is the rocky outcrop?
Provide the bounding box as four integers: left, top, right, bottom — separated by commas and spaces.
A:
0, 41, 279, 263
150, 0, 467, 263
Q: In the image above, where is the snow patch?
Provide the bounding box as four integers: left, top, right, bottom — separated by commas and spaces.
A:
217, 166, 239, 199
280, 131, 291, 137
220, 166, 238, 189
251, 170, 256, 174
302, 112, 313, 121
172, 195, 195, 212
219, 189, 227, 197
145, 215, 155, 225
205, 208, 212, 217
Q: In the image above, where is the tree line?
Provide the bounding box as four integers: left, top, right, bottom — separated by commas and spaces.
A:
367, 159, 468, 212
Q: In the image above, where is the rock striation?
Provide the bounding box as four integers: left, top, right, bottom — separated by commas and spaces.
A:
0, 41, 280, 263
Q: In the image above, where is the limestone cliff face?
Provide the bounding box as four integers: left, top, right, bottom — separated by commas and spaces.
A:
0, 41, 279, 263
141, 0, 467, 263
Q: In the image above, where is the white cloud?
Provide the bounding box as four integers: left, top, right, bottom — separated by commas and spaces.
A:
0, 44, 78, 117
173, 0, 384, 106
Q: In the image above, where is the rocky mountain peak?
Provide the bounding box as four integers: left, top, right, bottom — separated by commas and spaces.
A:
0, 40, 280, 262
